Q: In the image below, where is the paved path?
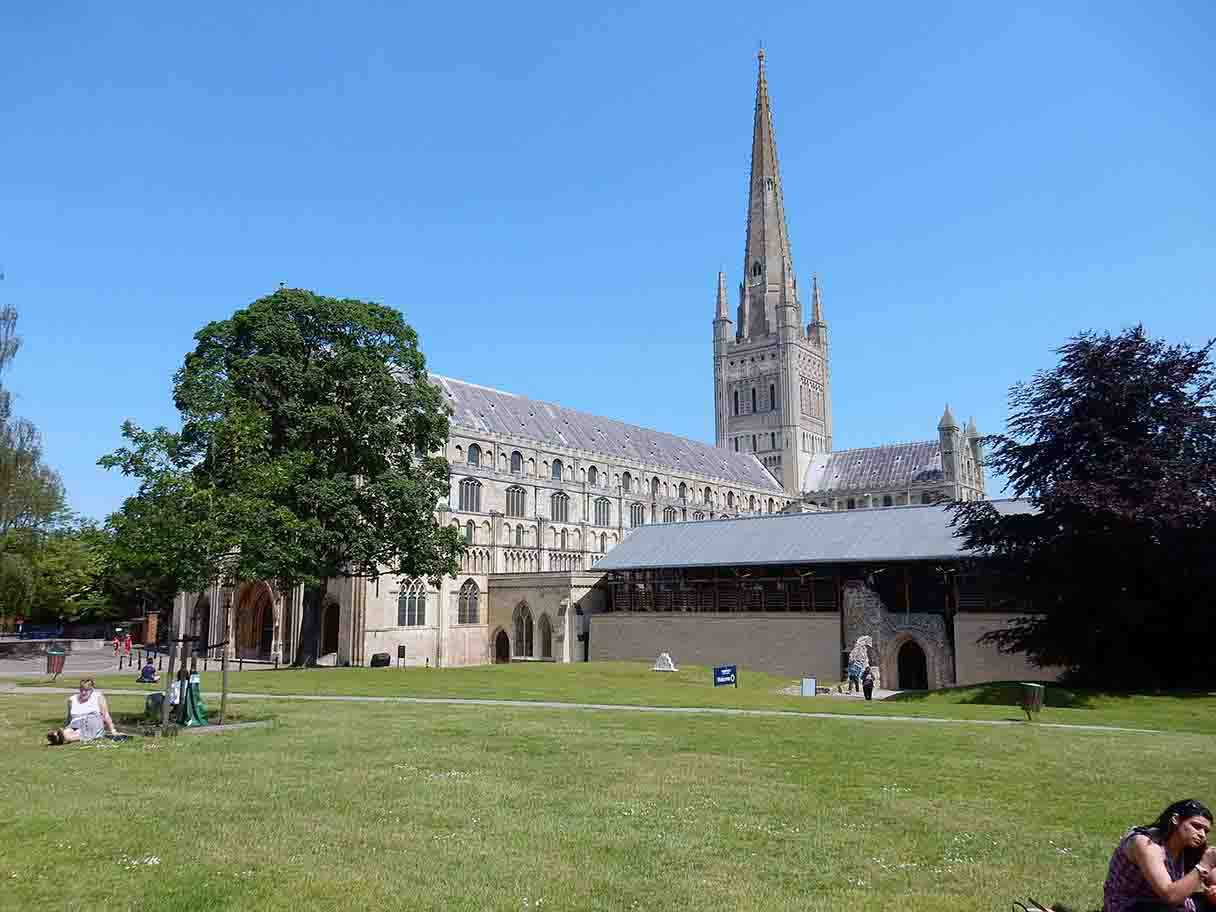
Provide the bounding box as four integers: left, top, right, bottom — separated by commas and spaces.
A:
0, 682, 1167, 735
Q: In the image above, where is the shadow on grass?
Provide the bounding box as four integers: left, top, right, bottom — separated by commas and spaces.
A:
888, 681, 1093, 709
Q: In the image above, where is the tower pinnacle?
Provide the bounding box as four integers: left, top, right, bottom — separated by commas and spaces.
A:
715, 271, 729, 320
811, 274, 823, 324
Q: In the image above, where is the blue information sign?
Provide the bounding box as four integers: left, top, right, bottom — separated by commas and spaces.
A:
713, 664, 737, 688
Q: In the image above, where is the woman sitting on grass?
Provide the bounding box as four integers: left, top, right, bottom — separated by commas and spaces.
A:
46, 678, 120, 745
1104, 799, 1216, 911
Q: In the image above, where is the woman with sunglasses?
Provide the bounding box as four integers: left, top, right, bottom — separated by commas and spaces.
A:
1105, 799, 1216, 911
46, 677, 120, 745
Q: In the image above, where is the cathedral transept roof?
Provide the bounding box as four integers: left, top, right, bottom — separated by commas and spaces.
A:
801, 441, 945, 494
434, 375, 784, 492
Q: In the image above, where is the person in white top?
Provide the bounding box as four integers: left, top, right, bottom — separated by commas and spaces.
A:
47, 677, 119, 745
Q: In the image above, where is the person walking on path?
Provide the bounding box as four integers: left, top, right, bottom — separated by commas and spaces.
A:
123, 633, 132, 658
1104, 798, 1216, 911
862, 666, 875, 701
112, 633, 120, 657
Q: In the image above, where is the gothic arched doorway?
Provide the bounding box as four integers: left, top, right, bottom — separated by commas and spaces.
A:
321, 601, 340, 658
538, 615, 552, 659
898, 639, 929, 690
235, 584, 274, 661
494, 630, 510, 663
513, 603, 533, 658
191, 597, 210, 657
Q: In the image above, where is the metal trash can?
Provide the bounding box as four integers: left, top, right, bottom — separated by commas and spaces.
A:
1021, 682, 1045, 720
46, 646, 67, 680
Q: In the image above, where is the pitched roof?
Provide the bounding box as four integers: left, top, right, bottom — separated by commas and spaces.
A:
433, 375, 784, 492
801, 441, 944, 494
594, 500, 1033, 571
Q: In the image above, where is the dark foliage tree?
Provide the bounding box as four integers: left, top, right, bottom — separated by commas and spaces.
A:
952, 326, 1216, 688
104, 288, 461, 664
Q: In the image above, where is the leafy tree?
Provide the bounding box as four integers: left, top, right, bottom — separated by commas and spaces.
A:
952, 326, 1216, 688
104, 288, 461, 664
0, 551, 34, 621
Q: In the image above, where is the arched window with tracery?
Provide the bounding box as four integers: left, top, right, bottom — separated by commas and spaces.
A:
551, 491, 569, 522
458, 579, 479, 624
630, 502, 645, 528
678, 482, 687, 502
663, 507, 676, 523
551, 459, 564, 481
467, 444, 481, 466
506, 486, 526, 518
513, 603, 533, 657
510, 451, 523, 474
594, 497, 610, 527
458, 478, 481, 512
397, 579, 426, 627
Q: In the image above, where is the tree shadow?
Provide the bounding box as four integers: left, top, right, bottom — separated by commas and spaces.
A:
888, 681, 1096, 709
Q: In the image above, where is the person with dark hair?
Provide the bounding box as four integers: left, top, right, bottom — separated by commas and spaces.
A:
1104, 799, 1216, 911
46, 678, 120, 745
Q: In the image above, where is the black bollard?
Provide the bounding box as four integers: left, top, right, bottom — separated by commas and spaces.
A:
239, 656, 243, 672
157, 655, 163, 671
204, 657, 208, 673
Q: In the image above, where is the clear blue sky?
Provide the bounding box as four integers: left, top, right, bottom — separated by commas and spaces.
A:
3, 2, 1213, 520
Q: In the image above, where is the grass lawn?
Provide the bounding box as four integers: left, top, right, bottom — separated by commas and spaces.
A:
16, 661, 1216, 734
1, 687, 1204, 911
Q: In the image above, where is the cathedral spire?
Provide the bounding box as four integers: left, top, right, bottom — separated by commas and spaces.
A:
810, 273, 824, 324
741, 49, 798, 339
715, 270, 729, 321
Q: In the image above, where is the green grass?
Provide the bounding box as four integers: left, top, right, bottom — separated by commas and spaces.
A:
1, 688, 1201, 911
15, 661, 1216, 734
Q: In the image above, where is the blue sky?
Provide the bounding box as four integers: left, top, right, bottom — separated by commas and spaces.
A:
2, 1, 1213, 520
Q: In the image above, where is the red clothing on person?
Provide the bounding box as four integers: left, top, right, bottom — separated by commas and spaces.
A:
123, 635, 132, 655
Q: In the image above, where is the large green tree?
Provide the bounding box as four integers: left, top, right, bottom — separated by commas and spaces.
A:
952, 326, 1216, 688
104, 288, 461, 664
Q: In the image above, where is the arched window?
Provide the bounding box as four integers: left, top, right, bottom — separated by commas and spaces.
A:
770, 432, 776, 450
550, 491, 569, 522
630, 502, 645, 527
459, 579, 479, 624
663, 507, 677, 523
506, 486, 526, 518
551, 459, 564, 481
767, 498, 774, 513
751, 434, 757, 451
752, 260, 762, 277
397, 579, 426, 627
751, 388, 757, 412
727, 492, 735, 509
458, 478, 481, 512
465, 520, 475, 543
651, 478, 660, 499
588, 466, 598, 486
883, 495, 893, 507
770, 383, 777, 411
538, 614, 553, 659
510, 451, 523, 473
515, 525, 524, 547
749, 495, 757, 512
467, 444, 481, 466
513, 603, 533, 657
622, 471, 632, 493
594, 497, 610, 527
560, 528, 568, 550
678, 482, 687, 502
599, 532, 606, 553
733, 390, 739, 416
693, 511, 704, 521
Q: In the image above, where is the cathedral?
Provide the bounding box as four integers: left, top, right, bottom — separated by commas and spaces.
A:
179, 53, 993, 679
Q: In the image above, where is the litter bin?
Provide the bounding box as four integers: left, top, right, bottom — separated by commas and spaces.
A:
1021, 682, 1045, 721
46, 646, 67, 680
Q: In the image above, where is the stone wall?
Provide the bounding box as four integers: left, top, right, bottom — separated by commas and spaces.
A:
589, 612, 841, 678
953, 613, 1061, 684
488, 572, 607, 663
841, 581, 955, 690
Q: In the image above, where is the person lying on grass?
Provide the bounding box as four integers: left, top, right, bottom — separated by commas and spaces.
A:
1103, 798, 1216, 911
46, 677, 121, 745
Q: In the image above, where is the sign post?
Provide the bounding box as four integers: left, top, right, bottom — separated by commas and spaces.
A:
713, 664, 737, 688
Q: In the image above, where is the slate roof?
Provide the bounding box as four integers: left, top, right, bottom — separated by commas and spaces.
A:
593, 500, 1034, 570
433, 375, 784, 492
802, 441, 944, 494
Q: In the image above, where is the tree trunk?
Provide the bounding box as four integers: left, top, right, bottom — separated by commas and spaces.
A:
292, 579, 327, 667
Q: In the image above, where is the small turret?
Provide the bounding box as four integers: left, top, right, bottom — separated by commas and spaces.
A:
938, 403, 959, 431
938, 404, 962, 487
807, 274, 827, 345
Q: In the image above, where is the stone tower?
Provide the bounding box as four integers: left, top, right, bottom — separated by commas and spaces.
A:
713, 50, 832, 497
